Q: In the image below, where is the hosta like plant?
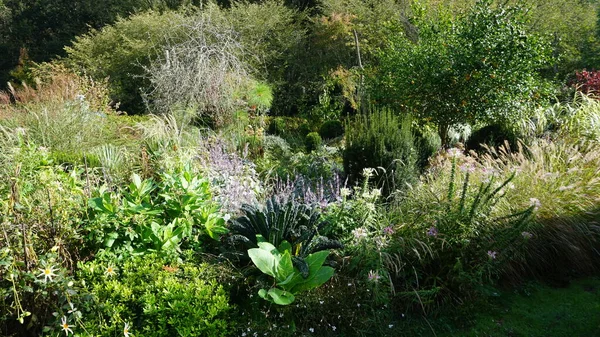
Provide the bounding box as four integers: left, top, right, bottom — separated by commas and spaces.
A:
248, 237, 335, 305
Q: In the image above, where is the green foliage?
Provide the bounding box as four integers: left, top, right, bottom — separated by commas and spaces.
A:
305, 131, 322, 152
229, 196, 342, 258
343, 108, 417, 196
65, 11, 188, 113
466, 124, 517, 152
319, 119, 344, 139
267, 117, 287, 136
77, 254, 232, 337
86, 170, 228, 258
374, 0, 551, 144
0, 0, 194, 89
248, 239, 335, 305
0, 144, 90, 336
387, 154, 535, 310
518, 92, 600, 143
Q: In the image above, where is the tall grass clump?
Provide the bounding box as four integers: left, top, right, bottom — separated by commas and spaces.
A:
519, 92, 600, 143
343, 107, 418, 196
475, 140, 600, 280
384, 148, 536, 312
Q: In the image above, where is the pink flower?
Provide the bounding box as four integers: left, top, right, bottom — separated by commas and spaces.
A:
487, 250, 497, 259
383, 226, 394, 236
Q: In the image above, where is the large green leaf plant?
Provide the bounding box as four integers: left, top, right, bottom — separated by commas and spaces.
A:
248, 235, 335, 305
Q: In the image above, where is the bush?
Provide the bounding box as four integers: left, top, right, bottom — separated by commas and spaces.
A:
466, 124, 517, 152
343, 108, 417, 196
65, 11, 189, 113
268, 117, 286, 136
77, 254, 232, 337
319, 119, 344, 139
373, 0, 551, 145
0, 144, 90, 336
305, 132, 322, 152
85, 169, 228, 258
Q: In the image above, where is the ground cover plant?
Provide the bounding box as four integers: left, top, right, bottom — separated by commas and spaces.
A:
1, 0, 600, 336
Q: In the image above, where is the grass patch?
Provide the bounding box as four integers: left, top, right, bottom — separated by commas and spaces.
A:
396, 277, 600, 337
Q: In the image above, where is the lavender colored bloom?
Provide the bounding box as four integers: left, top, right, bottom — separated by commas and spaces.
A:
383, 226, 394, 236
487, 250, 497, 259
427, 226, 438, 237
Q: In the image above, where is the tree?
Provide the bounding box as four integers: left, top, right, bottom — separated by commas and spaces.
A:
373, 0, 551, 145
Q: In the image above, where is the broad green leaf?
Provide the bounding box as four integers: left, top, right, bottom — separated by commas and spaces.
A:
248, 248, 277, 278
291, 266, 334, 293
267, 288, 295, 305
278, 241, 292, 254
305, 250, 329, 276
276, 250, 294, 283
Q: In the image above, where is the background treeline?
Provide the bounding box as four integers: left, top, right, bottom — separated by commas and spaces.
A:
1, 0, 599, 116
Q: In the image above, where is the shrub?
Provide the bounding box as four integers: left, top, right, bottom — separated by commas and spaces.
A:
572, 69, 600, 95
268, 117, 286, 136
319, 119, 344, 139
305, 132, 322, 152
77, 254, 232, 337
466, 124, 517, 152
343, 108, 417, 196
373, 0, 551, 145
0, 144, 90, 336
65, 11, 189, 113
86, 169, 228, 258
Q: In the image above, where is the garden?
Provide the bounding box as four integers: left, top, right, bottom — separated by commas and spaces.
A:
1, 0, 599, 336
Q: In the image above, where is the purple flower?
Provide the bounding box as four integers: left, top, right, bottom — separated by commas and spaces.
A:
427, 226, 438, 237
487, 250, 497, 259
383, 226, 395, 236
368, 270, 380, 282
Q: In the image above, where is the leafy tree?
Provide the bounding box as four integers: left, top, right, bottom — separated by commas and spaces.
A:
373, 0, 551, 145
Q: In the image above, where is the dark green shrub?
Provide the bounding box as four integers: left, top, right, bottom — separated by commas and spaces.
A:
298, 122, 313, 137
305, 132, 322, 152
413, 126, 442, 170
268, 117, 287, 136
319, 119, 344, 139
343, 108, 417, 196
466, 124, 517, 152
77, 254, 232, 337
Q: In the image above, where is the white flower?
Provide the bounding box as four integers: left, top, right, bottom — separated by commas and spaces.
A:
362, 168, 375, 179
223, 214, 231, 222
388, 324, 394, 328
446, 148, 463, 158
67, 302, 77, 314
124, 322, 131, 337
309, 328, 314, 333
105, 265, 117, 277
38, 265, 58, 283
351, 227, 368, 241
529, 198, 541, 210
332, 326, 337, 331
340, 188, 352, 198
60, 316, 73, 335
